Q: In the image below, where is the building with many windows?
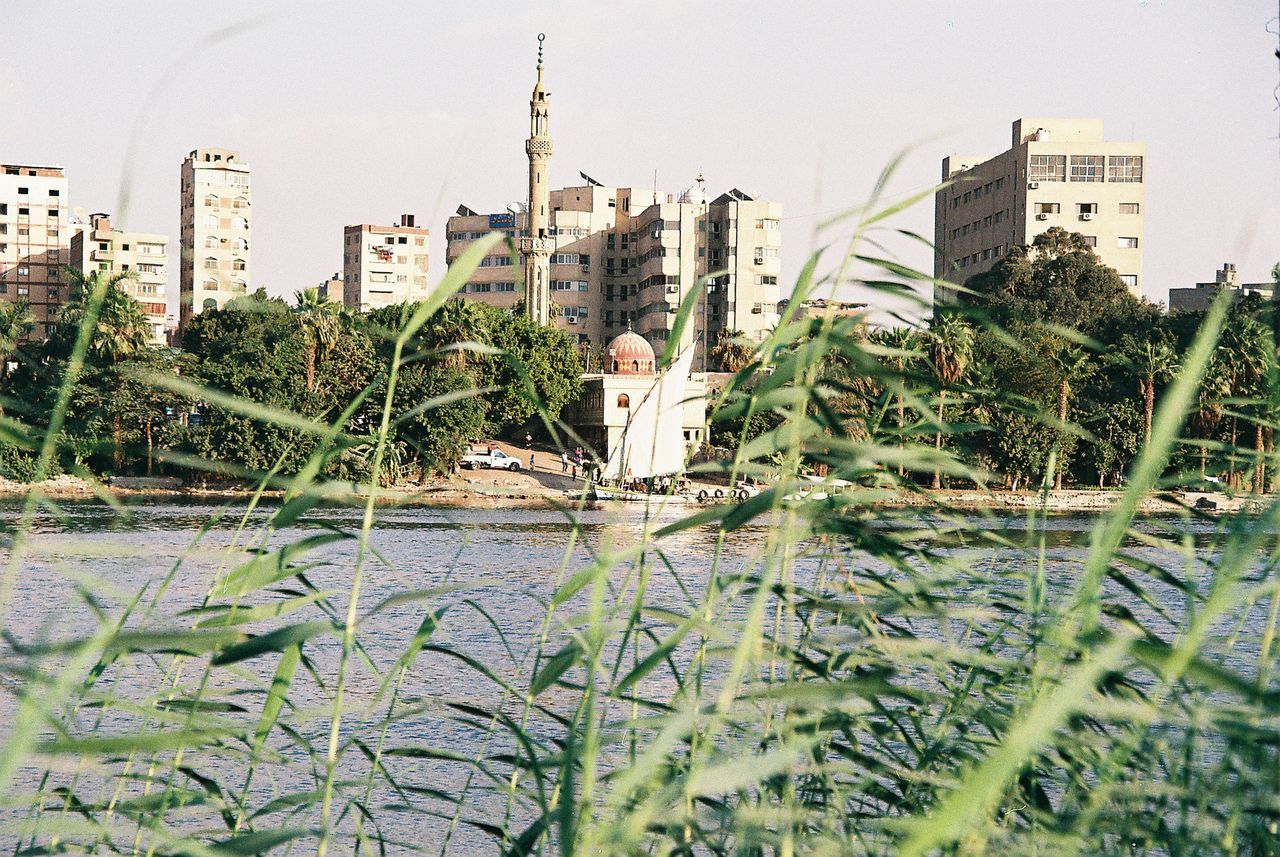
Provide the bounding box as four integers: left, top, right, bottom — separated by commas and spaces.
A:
179, 148, 251, 326
935, 118, 1145, 300
70, 213, 169, 344
341, 214, 429, 309
444, 36, 781, 369
446, 181, 782, 370
0, 163, 70, 338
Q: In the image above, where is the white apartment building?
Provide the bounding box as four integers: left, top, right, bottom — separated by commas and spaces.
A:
0, 164, 70, 338
341, 214, 429, 309
935, 118, 1146, 300
179, 148, 251, 326
70, 213, 169, 344
445, 180, 782, 370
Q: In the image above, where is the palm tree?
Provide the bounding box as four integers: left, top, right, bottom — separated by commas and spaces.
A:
708, 328, 754, 372
424, 299, 488, 370
1219, 318, 1270, 490
1125, 334, 1178, 446
1047, 341, 1092, 490
870, 327, 920, 475
60, 269, 152, 470
292, 287, 342, 392
0, 299, 33, 364
1191, 357, 1229, 480
61, 269, 150, 363
927, 314, 973, 489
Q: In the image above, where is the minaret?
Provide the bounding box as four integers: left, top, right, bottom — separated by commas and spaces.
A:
521, 33, 554, 325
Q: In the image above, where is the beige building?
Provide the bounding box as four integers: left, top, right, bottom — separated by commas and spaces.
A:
446, 181, 782, 370
341, 215, 429, 309
0, 164, 70, 338
70, 213, 169, 344
935, 118, 1146, 300
179, 148, 251, 326
1168, 263, 1275, 313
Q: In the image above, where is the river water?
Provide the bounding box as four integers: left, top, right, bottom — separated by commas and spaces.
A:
0, 497, 1253, 852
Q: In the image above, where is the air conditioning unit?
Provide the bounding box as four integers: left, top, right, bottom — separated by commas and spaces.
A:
567, 316, 578, 324
1035, 213, 1049, 221
1028, 181, 1040, 190
666, 285, 680, 294
753, 256, 765, 265
1080, 212, 1094, 221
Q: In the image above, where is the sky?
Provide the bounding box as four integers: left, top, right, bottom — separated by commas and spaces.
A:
2, 0, 1277, 323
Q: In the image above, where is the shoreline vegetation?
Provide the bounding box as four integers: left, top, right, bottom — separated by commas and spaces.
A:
5, 171, 1280, 854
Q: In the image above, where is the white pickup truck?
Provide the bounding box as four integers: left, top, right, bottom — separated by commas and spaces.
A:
460, 447, 523, 471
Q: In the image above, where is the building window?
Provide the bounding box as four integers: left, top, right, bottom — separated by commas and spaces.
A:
1119, 274, 1138, 287
1108, 156, 1143, 183
233, 196, 249, 209
1082, 236, 1098, 247
17, 187, 27, 195
48, 189, 59, 197
233, 216, 248, 230
204, 235, 220, 248
204, 194, 218, 207
1077, 202, 1098, 215
1028, 155, 1066, 182
205, 214, 218, 228
231, 279, 247, 292
232, 258, 246, 271
617, 394, 630, 407
962, 191, 971, 203
994, 210, 1004, 223
202, 278, 218, 290
204, 257, 218, 269
203, 298, 218, 310
233, 237, 248, 250
1119, 202, 1140, 214
1035, 202, 1059, 214
1118, 236, 1138, 249
1069, 155, 1105, 182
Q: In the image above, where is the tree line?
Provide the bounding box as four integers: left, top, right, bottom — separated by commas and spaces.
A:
0, 270, 584, 484
711, 228, 1280, 493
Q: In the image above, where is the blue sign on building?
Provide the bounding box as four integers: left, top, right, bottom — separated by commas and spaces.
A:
488, 212, 515, 229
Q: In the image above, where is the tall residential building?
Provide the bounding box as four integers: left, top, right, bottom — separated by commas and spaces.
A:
0, 163, 70, 338
521, 34, 554, 325
179, 148, 251, 326
341, 215, 429, 309
69, 213, 168, 344
935, 118, 1146, 300
445, 182, 782, 370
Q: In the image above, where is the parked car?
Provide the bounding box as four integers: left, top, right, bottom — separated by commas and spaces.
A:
460, 448, 523, 471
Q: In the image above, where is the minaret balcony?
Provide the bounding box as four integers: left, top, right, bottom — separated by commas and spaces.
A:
526, 137, 554, 155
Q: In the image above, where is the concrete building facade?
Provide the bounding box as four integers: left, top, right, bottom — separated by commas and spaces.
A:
341, 215, 429, 309
0, 164, 70, 337
935, 118, 1146, 300
445, 182, 782, 370
70, 213, 169, 344
179, 148, 251, 326
1168, 263, 1276, 312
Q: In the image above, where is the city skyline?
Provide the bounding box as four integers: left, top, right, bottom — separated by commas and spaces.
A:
1, 1, 1276, 323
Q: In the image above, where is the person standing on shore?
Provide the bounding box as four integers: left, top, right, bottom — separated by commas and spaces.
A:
561, 451, 569, 473
529, 451, 536, 471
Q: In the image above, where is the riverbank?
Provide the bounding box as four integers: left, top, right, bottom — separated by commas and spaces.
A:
0, 472, 1261, 515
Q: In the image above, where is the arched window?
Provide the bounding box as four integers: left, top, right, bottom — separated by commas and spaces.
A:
232, 258, 246, 272
202, 278, 218, 290
204, 214, 218, 228
233, 216, 248, 230
202, 298, 218, 310
203, 194, 218, 207
233, 196, 249, 209
232, 237, 248, 250
611, 360, 619, 373
632, 360, 640, 372
617, 394, 630, 408
204, 235, 219, 249
203, 256, 218, 270
231, 279, 247, 292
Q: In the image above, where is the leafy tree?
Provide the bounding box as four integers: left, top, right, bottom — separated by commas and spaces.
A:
0, 299, 33, 362
964, 227, 1158, 340
1046, 340, 1092, 489
869, 327, 921, 474
1113, 332, 1177, 446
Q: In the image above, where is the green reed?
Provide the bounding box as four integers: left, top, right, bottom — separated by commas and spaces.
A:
1, 177, 1279, 857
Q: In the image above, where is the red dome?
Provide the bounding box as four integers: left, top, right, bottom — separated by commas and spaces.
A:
607, 329, 656, 375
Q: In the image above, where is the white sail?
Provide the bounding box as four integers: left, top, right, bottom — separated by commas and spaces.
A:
603, 347, 695, 480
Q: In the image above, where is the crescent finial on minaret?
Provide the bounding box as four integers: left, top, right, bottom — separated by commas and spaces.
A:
537, 33, 545, 73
